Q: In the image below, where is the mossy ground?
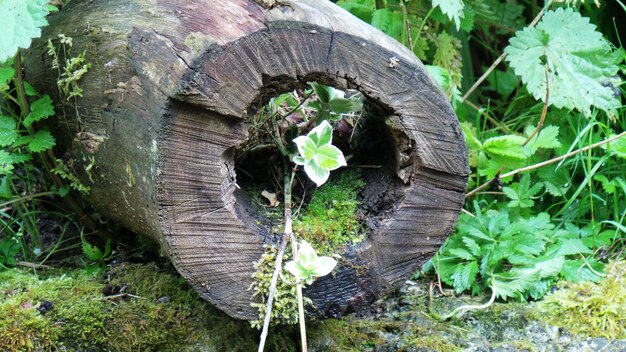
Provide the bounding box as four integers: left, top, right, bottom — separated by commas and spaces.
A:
2, 260, 625, 351
531, 260, 626, 339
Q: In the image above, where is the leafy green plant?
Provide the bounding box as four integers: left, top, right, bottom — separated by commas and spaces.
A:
292, 120, 347, 186
505, 7, 621, 118
285, 240, 338, 286
81, 234, 113, 273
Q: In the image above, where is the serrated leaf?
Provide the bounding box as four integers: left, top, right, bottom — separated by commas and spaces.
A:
432, 0, 465, 30
483, 135, 527, 160
25, 95, 55, 127
504, 8, 621, 117
593, 174, 615, 194
462, 236, 481, 256
560, 259, 604, 282
28, 129, 56, 152
0, 0, 50, 62
0, 115, 18, 147
82, 241, 103, 261
603, 134, 626, 159
449, 247, 474, 260
0, 66, 15, 84
451, 261, 478, 293
492, 268, 541, 300
524, 125, 561, 156
0, 150, 15, 175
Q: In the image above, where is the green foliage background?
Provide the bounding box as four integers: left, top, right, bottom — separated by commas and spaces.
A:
338, 0, 625, 301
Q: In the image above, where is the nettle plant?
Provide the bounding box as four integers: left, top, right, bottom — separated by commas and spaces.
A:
249, 82, 362, 352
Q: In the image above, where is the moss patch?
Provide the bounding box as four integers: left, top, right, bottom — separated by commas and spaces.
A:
294, 170, 366, 254
0, 263, 268, 351
531, 260, 626, 339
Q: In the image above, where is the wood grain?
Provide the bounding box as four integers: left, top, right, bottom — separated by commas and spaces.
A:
25, 0, 468, 320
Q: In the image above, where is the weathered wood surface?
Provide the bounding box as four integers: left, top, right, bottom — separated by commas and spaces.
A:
25, 0, 469, 319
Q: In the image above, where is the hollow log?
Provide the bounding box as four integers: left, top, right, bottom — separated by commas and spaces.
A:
25, 0, 469, 319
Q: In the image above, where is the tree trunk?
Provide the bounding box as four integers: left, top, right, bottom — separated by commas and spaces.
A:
25, 0, 469, 320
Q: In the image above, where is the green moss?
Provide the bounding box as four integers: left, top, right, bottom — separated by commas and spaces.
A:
249, 245, 314, 329
0, 263, 270, 351
531, 260, 626, 339
294, 170, 366, 254
308, 316, 464, 352
402, 335, 461, 352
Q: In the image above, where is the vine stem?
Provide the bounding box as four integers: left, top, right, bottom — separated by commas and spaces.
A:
460, 0, 553, 103
429, 276, 497, 320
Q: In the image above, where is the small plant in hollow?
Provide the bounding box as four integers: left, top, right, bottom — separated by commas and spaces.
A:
245, 82, 363, 352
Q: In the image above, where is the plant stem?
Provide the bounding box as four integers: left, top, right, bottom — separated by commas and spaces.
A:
499, 131, 626, 179
258, 165, 296, 352
296, 282, 307, 351
257, 231, 289, 352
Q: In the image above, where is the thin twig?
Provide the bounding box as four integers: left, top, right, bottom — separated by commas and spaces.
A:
523, 66, 550, 146
499, 131, 626, 179
258, 167, 296, 352
16, 261, 53, 270
257, 232, 289, 352
460, 0, 553, 102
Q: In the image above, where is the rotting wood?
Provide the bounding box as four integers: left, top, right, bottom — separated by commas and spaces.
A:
25, 0, 469, 320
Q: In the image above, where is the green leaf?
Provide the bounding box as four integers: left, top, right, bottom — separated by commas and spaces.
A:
0, 0, 50, 62
504, 8, 621, 117
25, 95, 55, 127
293, 121, 347, 187
492, 268, 541, 300
451, 261, 478, 293
82, 241, 103, 261
593, 174, 615, 194
337, 0, 375, 23
0, 176, 12, 199
308, 82, 331, 103
0, 150, 15, 175
432, 0, 465, 30
0, 66, 15, 84
370, 8, 404, 42
285, 240, 337, 285
23, 81, 38, 96
560, 259, 604, 282
603, 134, 626, 159
524, 125, 561, 156
483, 135, 527, 160
329, 97, 362, 115
0, 115, 18, 147
27, 129, 56, 152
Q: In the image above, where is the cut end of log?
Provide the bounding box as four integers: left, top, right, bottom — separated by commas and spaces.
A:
26, 0, 469, 320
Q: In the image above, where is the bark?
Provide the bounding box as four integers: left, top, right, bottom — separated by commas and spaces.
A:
25, 0, 469, 320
